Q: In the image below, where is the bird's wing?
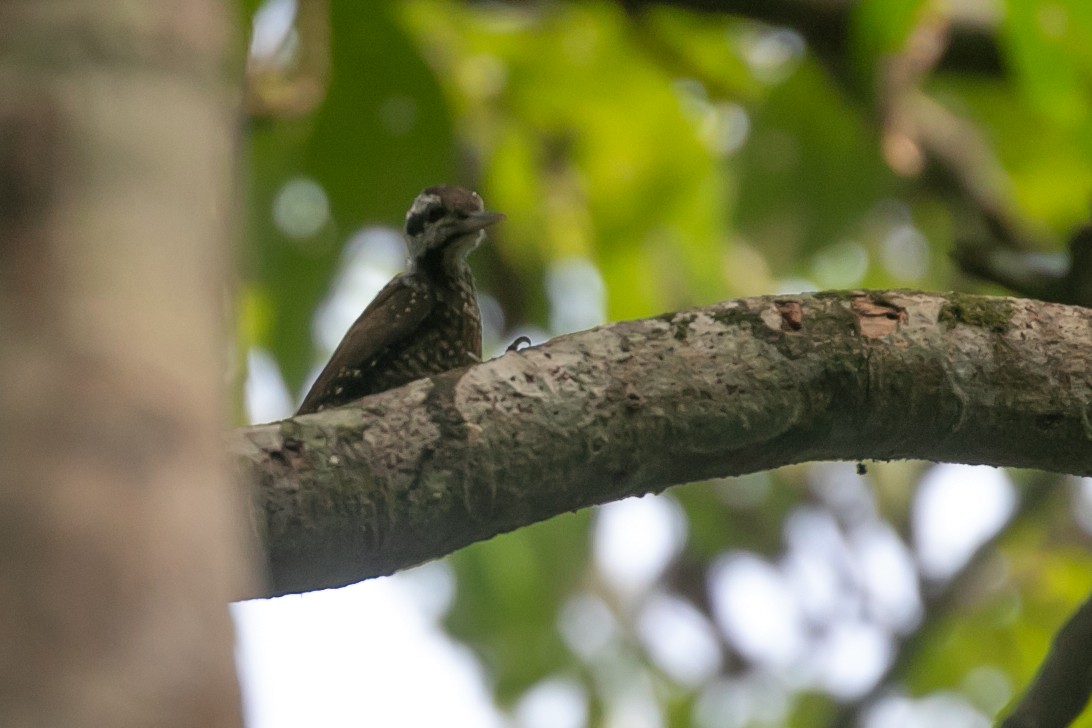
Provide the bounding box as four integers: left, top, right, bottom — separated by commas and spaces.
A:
296, 274, 434, 414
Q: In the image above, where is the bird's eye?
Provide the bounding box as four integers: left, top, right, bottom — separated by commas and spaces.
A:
406, 205, 444, 236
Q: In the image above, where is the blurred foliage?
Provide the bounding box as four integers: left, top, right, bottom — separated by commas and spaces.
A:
237, 0, 1092, 725
242, 0, 455, 397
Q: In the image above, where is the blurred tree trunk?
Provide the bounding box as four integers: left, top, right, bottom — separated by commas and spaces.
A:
0, 3, 248, 727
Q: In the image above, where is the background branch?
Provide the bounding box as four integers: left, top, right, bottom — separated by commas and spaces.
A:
1000, 589, 1092, 728
619, 0, 1002, 78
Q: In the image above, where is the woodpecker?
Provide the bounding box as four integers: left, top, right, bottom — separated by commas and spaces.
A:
296, 185, 503, 414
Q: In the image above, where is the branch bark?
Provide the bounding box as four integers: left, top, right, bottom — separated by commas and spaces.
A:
232, 291, 1092, 598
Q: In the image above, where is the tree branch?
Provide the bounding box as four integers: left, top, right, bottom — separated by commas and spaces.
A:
955, 225, 1092, 308
232, 291, 1092, 598
1000, 590, 1092, 728
619, 0, 1004, 80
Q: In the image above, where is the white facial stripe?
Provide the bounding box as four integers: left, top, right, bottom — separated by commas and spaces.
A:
406, 194, 442, 220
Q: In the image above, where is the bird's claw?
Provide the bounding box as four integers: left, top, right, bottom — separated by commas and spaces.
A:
506, 335, 532, 353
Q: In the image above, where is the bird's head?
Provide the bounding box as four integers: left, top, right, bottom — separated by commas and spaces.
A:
404, 185, 504, 264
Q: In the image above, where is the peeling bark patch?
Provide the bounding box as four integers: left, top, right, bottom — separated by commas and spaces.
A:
852, 296, 907, 338
776, 301, 803, 331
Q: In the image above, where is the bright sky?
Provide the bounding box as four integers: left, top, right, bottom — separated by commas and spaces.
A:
232, 566, 505, 728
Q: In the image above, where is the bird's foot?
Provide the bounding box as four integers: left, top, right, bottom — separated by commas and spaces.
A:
506, 335, 532, 353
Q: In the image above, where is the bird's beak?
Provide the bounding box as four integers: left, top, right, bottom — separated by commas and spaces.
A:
456, 211, 505, 234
